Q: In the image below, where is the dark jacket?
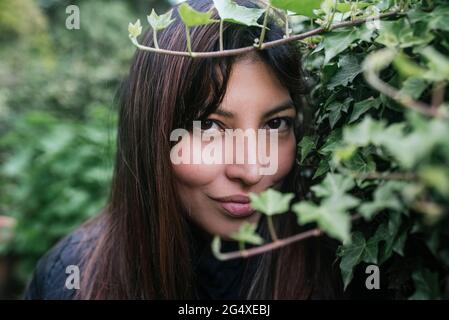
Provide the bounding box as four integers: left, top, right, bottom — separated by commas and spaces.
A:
23, 225, 99, 300
23, 220, 251, 300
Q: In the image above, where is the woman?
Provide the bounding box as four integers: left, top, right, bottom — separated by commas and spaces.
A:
24, 0, 343, 299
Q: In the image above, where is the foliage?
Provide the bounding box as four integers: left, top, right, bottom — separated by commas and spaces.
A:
0, 0, 169, 298
135, 0, 449, 299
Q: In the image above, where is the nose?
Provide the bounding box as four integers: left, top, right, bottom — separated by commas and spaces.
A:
225, 163, 263, 186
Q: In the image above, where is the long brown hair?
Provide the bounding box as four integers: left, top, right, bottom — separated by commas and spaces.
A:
78, 0, 343, 299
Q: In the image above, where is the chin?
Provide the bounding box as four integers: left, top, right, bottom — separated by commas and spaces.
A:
207, 212, 262, 239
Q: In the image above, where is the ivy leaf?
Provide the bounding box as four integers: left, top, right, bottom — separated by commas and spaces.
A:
249, 189, 294, 216
400, 77, 429, 100
409, 269, 441, 300
336, 2, 370, 13
147, 9, 175, 31
230, 222, 264, 245
213, 0, 265, 27
327, 55, 362, 89
317, 27, 373, 64
338, 232, 366, 289
297, 135, 318, 163
128, 19, 142, 38
338, 225, 389, 289
359, 181, 405, 220
421, 46, 449, 82
270, 0, 323, 18
313, 157, 331, 179
318, 129, 343, 156
326, 100, 348, 128
375, 19, 434, 48
211, 235, 223, 258
343, 150, 376, 175
293, 173, 359, 243
293, 200, 352, 243
343, 116, 388, 147
311, 173, 355, 198
178, 3, 219, 28
349, 97, 381, 124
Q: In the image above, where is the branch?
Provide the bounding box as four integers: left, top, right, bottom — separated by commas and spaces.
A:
131, 11, 402, 58
214, 214, 361, 261
363, 48, 449, 120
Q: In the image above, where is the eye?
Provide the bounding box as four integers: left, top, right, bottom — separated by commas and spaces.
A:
265, 117, 293, 131
201, 119, 223, 132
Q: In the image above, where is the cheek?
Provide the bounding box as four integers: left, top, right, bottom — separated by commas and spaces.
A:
172, 163, 221, 187
171, 134, 223, 187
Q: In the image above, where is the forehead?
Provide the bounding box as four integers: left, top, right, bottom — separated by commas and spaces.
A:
219, 57, 291, 113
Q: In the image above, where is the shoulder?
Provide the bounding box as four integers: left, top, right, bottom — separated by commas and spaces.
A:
23, 220, 101, 300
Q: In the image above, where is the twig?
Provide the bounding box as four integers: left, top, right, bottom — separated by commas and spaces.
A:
214, 214, 361, 261
257, 3, 271, 49
431, 81, 446, 111
131, 11, 402, 58
363, 48, 449, 120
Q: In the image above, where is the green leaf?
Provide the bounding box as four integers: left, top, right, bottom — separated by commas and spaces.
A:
318, 129, 343, 156
421, 46, 449, 82
249, 189, 294, 216
313, 158, 331, 179
298, 135, 318, 163
293, 173, 359, 243
211, 235, 222, 258
418, 166, 449, 197
128, 19, 142, 38
408, 5, 449, 32
270, 0, 323, 18
359, 181, 405, 220
343, 116, 387, 147
349, 97, 381, 123
338, 232, 366, 289
147, 9, 175, 31
343, 150, 376, 174
178, 3, 219, 28
336, 2, 370, 13
293, 200, 352, 243
327, 55, 362, 89
311, 173, 355, 198
400, 77, 429, 100
326, 101, 345, 128
375, 19, 434, 48
213, 0, 265, 26
338, 225, 389, 289
318, 26, 374, 64
393, 52, 427, 78
230, 222, 264, 245
409, 269, 441, 300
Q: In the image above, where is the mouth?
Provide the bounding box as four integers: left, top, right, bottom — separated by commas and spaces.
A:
209, 194, 256, 218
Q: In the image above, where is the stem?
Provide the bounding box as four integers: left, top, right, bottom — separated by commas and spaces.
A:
214, 215, 362, 261
285, 11, 290, 38
267, 216, 279, 242
131, 11, 402, 58
219, 19, 224, 52
431, 81, 446, 111
258, 4, 271, 49
325, 1, 337, 30
185, 26, 195, 57
153, 29, 159, 49
239, 241, 245, 252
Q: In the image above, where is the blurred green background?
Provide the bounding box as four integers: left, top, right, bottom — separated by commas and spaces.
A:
0, 0, 171, 299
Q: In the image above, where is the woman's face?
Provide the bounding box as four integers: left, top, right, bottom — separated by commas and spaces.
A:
172, 56, 297, 238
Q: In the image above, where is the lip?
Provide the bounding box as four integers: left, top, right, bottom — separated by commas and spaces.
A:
210, 195, 256, 218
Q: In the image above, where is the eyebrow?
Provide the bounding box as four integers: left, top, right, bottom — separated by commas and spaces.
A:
214, 99, 295, 119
